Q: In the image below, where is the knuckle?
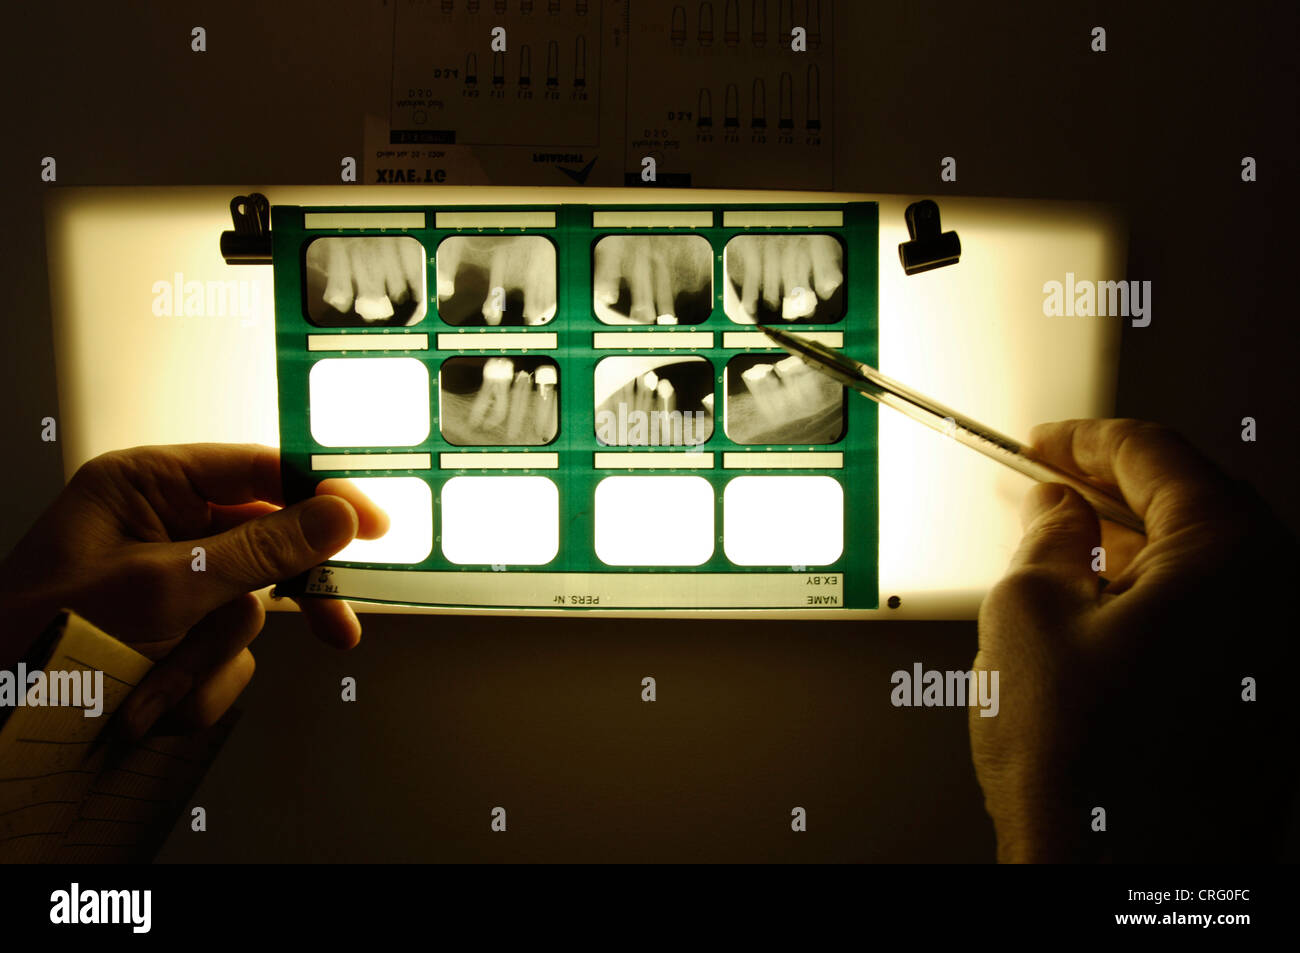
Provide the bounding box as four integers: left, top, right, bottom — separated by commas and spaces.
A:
989, 567, 1066, 607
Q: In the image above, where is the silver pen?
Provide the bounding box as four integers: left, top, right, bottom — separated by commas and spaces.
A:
755, 323, 1147, 535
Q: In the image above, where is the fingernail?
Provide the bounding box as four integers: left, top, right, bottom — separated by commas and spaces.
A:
300, 496, 354, 551
1020, 482, 1067, 529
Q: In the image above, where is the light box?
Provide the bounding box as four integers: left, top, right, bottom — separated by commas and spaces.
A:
44, 186, 1124, 619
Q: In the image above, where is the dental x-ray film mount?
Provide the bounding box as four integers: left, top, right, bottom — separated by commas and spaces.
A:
231, 198, 879, 611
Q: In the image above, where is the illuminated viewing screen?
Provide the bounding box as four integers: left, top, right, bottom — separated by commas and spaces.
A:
274, 202, 880, 610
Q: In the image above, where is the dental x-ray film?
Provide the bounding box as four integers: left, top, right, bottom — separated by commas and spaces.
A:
273, 202, 878, 610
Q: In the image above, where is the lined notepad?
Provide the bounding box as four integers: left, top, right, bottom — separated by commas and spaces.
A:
0, 612, 234, 863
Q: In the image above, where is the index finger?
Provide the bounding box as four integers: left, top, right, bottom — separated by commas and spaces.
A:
1027, 419, 1236, 540
122, 443, 284, 506
314, 478, 391, 540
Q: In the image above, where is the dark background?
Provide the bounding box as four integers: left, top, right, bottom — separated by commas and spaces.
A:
1, 1, 1295, 861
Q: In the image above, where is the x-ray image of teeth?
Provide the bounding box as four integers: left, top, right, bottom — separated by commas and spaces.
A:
305, 236, 427, 327
723, 234, 845, 324
439, 356, 559, 446
436, 235, 557, 327
592, 235, 713, 325
724, 353, 844, 444
595, 356, 715, 446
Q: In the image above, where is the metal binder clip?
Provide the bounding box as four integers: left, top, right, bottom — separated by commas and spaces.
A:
898, 200, 961, 275
220, 193, 272, 265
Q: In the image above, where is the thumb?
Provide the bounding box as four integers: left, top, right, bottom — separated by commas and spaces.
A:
1005, 483, 1104, 603
189, 496, 359, 611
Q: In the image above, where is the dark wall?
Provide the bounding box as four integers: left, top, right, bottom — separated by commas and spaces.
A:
3, 1, 1294, 862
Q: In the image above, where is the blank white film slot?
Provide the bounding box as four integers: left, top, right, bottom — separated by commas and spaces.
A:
592, 211, 714, 228
308, 357, 431, 448
593, 452, 714, 469
724, 475, 844, 566
312, 453, 432, 471
723, 452, 844, 469
440, 476, 559, 565
594, 476, 714, 566
308, 334, 429, 351
440, 452, 559, 469
329, 477, 433, 565
593, 332, 714, 349
437, 333, 557, 349
722, 331, 842, 349
435, 211, 557, 228
304, 212, 426, 229
722, 210, 843, 227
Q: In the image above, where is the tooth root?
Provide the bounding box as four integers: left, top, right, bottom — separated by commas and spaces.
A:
483, 360, 515, 428
504, 370, 532, 441
468, 357, 515, 430
741, 362, 783, 423
533, 364, 557, 440
636, 371, 658, 420
655, 380, 678, 444
774, 355, 818, 412
322, 240, 356, 313
656, 379, 676, 415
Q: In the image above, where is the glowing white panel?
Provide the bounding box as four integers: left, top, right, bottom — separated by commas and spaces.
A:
308, 357, 430, 447
46, 185, 1121, 618
330, 477, 433, 564
724, 476, 843, 566
594, 476, 714, 566
440, 476, 559, 565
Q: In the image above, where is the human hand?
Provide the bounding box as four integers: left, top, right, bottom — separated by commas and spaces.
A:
971, 419, 1297, 862
0, 444, 389, 740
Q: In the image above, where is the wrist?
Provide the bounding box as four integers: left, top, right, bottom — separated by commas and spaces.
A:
989, 772, 1099, 863
0, 564, 66, 669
